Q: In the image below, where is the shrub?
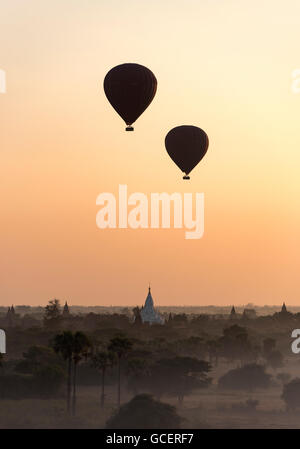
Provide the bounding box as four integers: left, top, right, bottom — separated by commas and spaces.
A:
106, 394, 182, 429
218, 363, 271, 391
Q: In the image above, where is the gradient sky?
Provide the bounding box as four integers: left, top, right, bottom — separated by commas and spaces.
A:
0, 0, 299, 306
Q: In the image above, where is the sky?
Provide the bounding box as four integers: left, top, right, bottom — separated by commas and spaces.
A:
0, 0, 300, 306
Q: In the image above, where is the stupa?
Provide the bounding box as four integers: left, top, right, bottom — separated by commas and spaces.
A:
140, 286, 164, 325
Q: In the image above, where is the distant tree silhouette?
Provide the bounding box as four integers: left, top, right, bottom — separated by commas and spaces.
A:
176, 336, 206, 359
71, 331, 91, 415
108, 335, 132, 407
219, 325, 254, 365
172, 314, 188, 325
52, 330, 91, 415
149, 356, 211, 405
106, 394, 181, 429
207, 339, 220, 366
282, 378, 300, 411
44, 299, 61, 328
133, 307, 142, 326
262, 338, 283, 370
266, 350, 284, 371
218, 363, 271, 391
126, 357, 150, 395
263, 338, 276, 357
33, 364, 65, 398
15, 345, 62, 375
52, 331, 75, 413
91, 350, 115, 407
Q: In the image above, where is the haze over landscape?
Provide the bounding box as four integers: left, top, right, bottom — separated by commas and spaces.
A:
1, 0, 300, 306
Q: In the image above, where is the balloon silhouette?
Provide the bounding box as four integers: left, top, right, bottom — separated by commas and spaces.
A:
165, 125, 209, 179
104, 63, 157, 131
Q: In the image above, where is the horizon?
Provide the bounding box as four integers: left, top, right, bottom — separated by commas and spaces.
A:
0, 302, 296, 310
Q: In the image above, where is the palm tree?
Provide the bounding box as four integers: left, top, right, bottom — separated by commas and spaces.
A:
91, 350, 115, 407
108, 336, 132, 407
71, 331, 91, 416
52, 331, 74, 413
52, 331, 91, 415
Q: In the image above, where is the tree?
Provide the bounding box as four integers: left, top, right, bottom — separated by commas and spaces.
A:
126, 357, 150, 395
108, 335, 133, 407
263, 338, 276, 357
172, 314, 188, 325
15, 345, 62, 374
219, 325, 253, 366
133, 307, 142, 326
176, 336, 206, 359
44, 299, 61, 328
91, 350, 115, 407
282, 378, 300, 411
14, 345, 65, 398
52, 330, 88, 414
149, 356, 211, 405
266, 350, 284, 371
71, 331, 91, 416
34, 364, 65, 397
207, 339, 220, 366
106, 394, 181, 429
52, 331, 74, 413
218, 363, 271, 391
262, 337, 283, 370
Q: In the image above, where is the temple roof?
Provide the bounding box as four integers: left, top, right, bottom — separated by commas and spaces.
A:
140, 286, 164, 325
145, 287, 154, 308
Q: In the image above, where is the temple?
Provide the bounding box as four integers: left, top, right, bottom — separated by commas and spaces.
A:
281, 302, 288, 314
229, 306, 237, 319
140, 286, 164, 325
5, 305, 17, 327
62, 301, 70, 317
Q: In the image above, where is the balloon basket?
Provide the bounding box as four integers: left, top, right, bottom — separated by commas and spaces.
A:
183, 175, 190, 180
126, 126, 134, 131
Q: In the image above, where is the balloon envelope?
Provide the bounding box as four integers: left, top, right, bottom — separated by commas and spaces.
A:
165, 125, 209, 178
104, 63, 157, 130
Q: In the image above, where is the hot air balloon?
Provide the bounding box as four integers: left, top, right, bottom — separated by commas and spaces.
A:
165, 125, 209, 179
104, 63, 157, 131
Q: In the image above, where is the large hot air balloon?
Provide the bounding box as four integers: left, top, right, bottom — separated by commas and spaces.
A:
165, 125, 209, 179
104, 63, 157, 131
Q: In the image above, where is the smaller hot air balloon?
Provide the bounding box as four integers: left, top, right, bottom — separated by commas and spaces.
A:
104, 63, 157, 131
165, 125, 209, 179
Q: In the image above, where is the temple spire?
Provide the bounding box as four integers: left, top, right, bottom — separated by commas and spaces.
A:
140, 284, 164, 325
281, 302, 287, 314
63, 301, 70, 316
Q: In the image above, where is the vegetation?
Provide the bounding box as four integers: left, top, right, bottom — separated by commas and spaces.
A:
106, 394, 182, 429
108, 335, 133, 407
0, 299, 300, 428
282, 378, 300, 411
91, 351, 115, 407
218, 363, 272, 391
52, 331, 91, 415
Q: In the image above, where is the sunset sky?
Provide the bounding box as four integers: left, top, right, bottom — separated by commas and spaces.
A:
1, 0, 299, 306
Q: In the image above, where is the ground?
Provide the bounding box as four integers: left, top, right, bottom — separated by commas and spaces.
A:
1, 380, 300, 429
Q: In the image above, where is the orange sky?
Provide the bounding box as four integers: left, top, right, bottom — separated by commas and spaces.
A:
0, 0, 300, 306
